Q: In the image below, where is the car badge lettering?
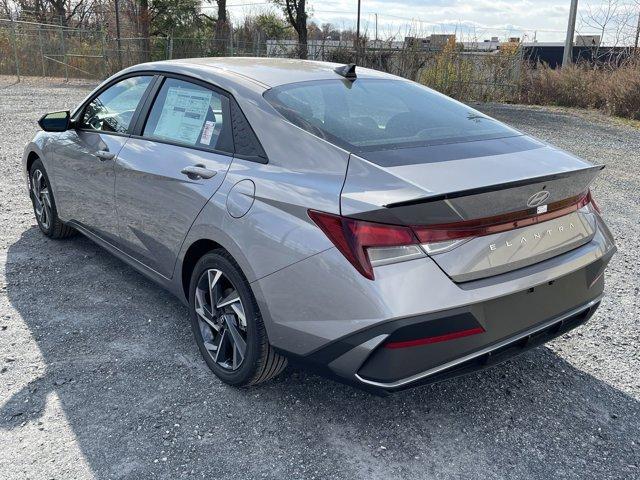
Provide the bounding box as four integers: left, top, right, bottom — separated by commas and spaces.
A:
489, 222, 575, 252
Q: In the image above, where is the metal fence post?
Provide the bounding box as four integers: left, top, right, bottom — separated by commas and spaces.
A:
59, 24, 69, 81
168, 36, 174, 60
10, 20, 20, 82
101, 30, 108, 77
38, 25, 46, 77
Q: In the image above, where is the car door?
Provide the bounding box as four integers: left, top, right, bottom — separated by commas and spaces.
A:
114, 76, 235, 278
51, 75, 154, 242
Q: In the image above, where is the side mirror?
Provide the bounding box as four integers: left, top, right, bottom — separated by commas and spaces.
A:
38, 110, 71, 132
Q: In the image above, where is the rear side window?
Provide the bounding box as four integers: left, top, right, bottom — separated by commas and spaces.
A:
82, 76, 152, 133
143, 78, 233, 153
264, 79, 520, 153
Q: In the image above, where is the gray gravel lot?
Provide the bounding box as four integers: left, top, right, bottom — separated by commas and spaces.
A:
0, 77, 638, 480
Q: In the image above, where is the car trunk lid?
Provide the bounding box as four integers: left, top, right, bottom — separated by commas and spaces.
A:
340, 136, 603, 282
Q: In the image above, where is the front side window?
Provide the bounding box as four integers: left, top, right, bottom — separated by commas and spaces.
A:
143, 78, 232, 152
82, 76, 152, 133
264, 79, 521, 154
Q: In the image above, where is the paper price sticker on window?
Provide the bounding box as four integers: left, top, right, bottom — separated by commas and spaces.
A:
200, 120, 215, 146
153, 86, 213, 145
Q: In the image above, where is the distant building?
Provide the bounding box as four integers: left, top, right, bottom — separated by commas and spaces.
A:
575, 35, 601, 47
522, 41, 630, 68
404, 34, 456, 50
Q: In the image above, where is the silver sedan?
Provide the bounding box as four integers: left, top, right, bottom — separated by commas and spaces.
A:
22, 58, 616, 393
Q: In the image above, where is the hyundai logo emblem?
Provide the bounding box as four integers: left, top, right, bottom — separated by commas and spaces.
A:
526, 190, 550, 208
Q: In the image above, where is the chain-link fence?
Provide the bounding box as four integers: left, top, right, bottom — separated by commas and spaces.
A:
0, 19, 280, 80
0, 18, 525, 102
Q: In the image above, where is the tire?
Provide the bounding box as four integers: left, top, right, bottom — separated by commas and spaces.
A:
29, 159, 76, 239
188, 249, 287, 386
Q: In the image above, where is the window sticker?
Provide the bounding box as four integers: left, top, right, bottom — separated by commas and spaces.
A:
200, 120, 216, 145
153, 86, 213, 144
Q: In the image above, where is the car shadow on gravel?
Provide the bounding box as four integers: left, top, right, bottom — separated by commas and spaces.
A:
2, 227, 639, 479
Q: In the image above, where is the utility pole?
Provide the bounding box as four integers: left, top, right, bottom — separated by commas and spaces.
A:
375, 13, 378, 44
562, 0, 578, 67
634, 9, 640, 50
355, 0, 361, 54
114, 0, 123, 69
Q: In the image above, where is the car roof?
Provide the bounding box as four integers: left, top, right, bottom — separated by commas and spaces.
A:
129, 57, 398, 88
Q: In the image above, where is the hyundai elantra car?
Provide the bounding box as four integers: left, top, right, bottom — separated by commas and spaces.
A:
22, 58, 616, 393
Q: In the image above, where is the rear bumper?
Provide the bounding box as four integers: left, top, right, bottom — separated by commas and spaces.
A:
290, 260, 607, 394
355, 295, 601, 391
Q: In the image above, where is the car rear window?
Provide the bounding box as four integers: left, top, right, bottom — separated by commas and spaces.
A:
263, 79, 520, 152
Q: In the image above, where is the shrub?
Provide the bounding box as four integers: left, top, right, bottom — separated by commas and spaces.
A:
519, 62, 640, 120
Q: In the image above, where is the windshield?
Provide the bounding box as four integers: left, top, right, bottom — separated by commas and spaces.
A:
263, 79, 521, 152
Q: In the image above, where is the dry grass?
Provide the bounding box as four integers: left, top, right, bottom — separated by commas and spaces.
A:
519, 63, 640, 120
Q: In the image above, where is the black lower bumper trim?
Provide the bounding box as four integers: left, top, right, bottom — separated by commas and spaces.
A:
360, 298, 600, 392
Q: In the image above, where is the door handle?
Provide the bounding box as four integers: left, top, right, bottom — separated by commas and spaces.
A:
95, 150, 115, 161
181, 165, 217, 180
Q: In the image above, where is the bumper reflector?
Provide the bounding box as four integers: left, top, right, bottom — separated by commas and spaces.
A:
384, 326, 485, 349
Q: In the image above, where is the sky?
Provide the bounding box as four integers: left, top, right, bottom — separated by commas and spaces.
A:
220, 0, 640, 44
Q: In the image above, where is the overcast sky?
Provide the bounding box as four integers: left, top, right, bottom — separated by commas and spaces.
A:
224, 0, 639, 43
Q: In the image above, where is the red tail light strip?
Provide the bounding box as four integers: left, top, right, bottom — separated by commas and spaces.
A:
309, 190, 597, 280
308, 210, 415, 280
413, 191, 592, 243
384, 326, 485, 349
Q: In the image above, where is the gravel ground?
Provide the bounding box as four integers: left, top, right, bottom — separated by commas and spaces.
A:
0, 77, 638, 480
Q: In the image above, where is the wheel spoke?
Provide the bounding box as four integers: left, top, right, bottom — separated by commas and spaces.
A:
213, 329, 228, 363
40, 204, 48, 225
33, 194, 43, 214
230, 302, 246, 329
224, 314, 246, 360
41, 189, 52, 209
208, 269, 222, 306
196, 305, 219, 331
216, 289, 240, 309
32, 171, 42, 197
195, 288, 219, 331
40, 191, 51, 228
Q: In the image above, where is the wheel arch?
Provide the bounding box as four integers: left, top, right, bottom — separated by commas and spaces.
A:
179, 234, 258, 302
26, 150, 40, 174
180, 238, 224, 301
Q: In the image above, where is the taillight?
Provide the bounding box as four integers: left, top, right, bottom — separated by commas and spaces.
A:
308, 210, 424, 280
587, 190, 602, 213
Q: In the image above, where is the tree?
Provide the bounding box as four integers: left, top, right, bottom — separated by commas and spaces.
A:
321, 22, 340, 41
10, 0, 96, 26
273, 0, 308, 59
255, 12, 289, 40
307, 21, 323, 40
148, 0, 213, 37
215, 0, 230, 51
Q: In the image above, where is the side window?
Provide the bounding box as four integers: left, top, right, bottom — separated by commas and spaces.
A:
82, 76, 152, 133
143, 78, 233, 153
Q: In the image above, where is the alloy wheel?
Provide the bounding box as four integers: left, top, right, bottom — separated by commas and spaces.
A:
194, 269, 248, 371
31, 169, 51, 230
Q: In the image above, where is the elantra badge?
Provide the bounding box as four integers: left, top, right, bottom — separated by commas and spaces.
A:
489, 222, 576, 251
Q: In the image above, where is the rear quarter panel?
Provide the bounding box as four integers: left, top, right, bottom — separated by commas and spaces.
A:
174, 91, 350, 292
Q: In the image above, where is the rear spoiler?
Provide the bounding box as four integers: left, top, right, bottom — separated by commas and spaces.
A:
349, 164, 604, 226
385, 165, 605, 208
